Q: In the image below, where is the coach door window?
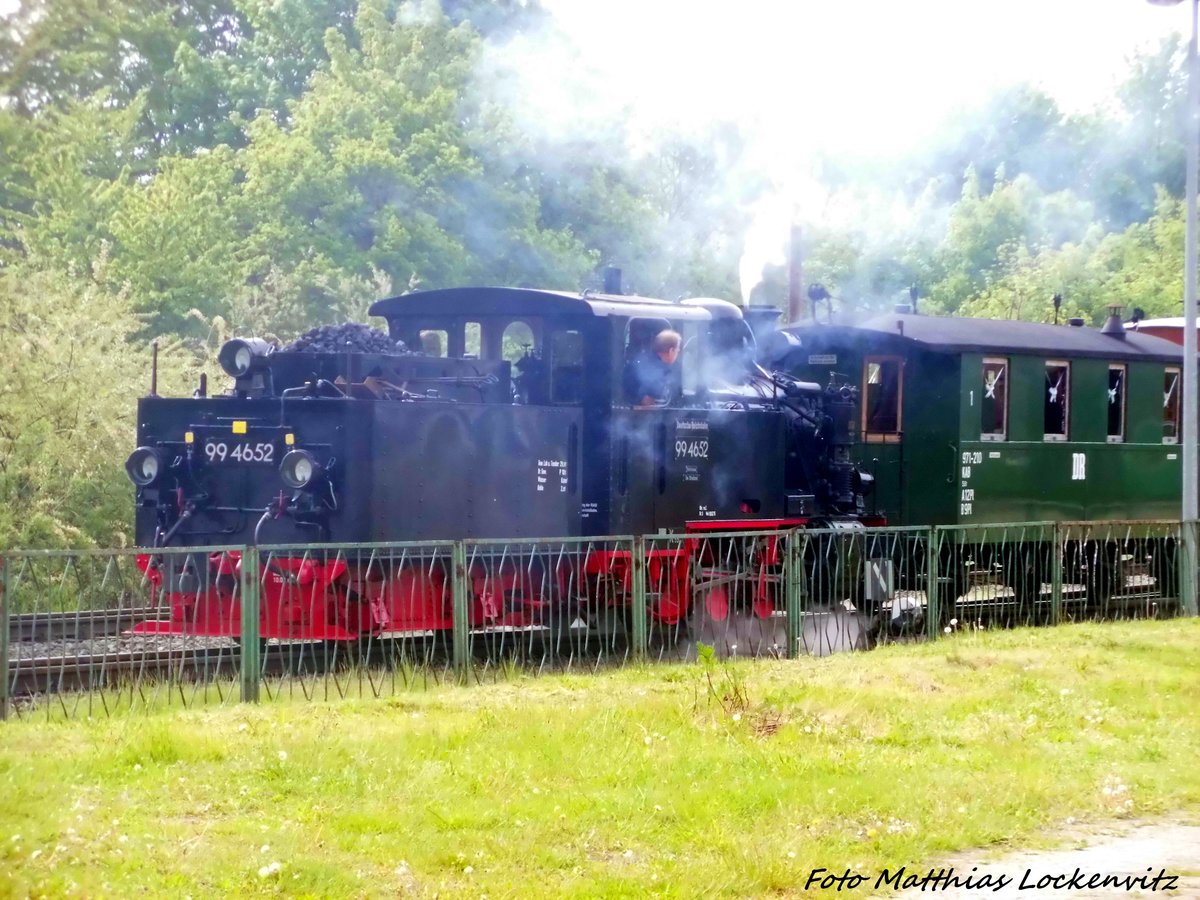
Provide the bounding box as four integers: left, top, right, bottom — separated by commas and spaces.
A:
862, 356, 902, 441
1107, 364, 1126, 443
981, 358, 1008, 441
1164, 367, 1181, 443
1043, 361, 1070, 441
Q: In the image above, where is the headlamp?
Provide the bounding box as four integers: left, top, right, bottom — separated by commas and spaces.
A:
280, 450, 322, 490
125, 446, 167, 487
217, 338, 274, 378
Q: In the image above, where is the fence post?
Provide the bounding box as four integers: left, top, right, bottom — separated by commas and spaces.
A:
239, 546, 261, 703
630, 536, 648, 662
451, 541, 470, 682
784, 530, 803, 659
1182, 520, 1199, 617
1050, 524, 1064, 626
926, 527, 940, 640
0, 555, 9, 721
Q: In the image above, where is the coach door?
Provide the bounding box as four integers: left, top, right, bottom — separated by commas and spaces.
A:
861, 356, 905, 520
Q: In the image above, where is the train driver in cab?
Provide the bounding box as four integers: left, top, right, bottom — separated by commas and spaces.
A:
624, 328, 682, 408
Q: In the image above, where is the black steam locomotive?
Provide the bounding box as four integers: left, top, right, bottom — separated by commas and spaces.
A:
126, 286, 874, 642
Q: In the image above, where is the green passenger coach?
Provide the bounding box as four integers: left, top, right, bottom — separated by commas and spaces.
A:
777, 311, 1183, 527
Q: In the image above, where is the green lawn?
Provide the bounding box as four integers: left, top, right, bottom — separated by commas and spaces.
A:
2, 620, 1199, 898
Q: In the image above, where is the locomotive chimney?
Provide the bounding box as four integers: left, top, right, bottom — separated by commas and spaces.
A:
1101, 304, 1127, 339
603, 266, 623, 295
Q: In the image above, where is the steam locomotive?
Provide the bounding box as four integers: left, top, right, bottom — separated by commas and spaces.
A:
126, 285, 876, 643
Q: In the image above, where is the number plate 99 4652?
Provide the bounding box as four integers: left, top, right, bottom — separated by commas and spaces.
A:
204, 440, 277, 465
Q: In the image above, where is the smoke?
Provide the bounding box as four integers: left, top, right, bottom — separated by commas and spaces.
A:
471, 0, 1189, 306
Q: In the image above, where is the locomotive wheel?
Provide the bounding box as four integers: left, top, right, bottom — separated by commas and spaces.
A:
703, 585, 730, 622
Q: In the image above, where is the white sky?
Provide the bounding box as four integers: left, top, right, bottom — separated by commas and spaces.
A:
2, 0, 1187, 155
542, 0, 1192, 157
537, 1, 1196, 296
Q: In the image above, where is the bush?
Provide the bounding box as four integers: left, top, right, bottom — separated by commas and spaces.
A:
0, 250, 206, 548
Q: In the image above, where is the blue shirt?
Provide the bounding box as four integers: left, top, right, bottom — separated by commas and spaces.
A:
623, 351, 679, 405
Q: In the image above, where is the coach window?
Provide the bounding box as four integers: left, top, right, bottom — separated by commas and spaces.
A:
1044, 361, 1070, 441
1164, 366, 1181, 443
981, 358, 1008, 441
1107, 364, 1126, 443
862, 357, 902, 441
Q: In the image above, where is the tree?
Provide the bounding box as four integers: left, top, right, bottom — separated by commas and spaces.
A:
0, 250, 205, 548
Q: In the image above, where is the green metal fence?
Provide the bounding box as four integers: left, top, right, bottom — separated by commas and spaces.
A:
1, 519, 1194, 721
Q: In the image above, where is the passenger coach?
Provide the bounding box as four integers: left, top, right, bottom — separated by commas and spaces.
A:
775, 309, 1184, 525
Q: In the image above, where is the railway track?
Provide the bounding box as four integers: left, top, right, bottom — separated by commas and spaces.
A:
4, 616, 448, 700
9, 645, 243, 697
7, 607, 162, 643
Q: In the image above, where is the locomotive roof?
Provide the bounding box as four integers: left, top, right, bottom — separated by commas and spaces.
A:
369, 287, 719, 322
787, 313, 1183, 362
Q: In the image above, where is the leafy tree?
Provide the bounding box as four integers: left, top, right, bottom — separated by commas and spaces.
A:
1, 97, 140, 272
219, 1, 593, 329
0, 250, 205, 548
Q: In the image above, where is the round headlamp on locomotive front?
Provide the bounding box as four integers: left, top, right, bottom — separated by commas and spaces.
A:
125, 446, 167, 487
217, 337, 274, 378
279, 450, 323, 491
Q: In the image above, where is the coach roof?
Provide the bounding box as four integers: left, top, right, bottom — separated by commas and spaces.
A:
786, 313, 1183, 363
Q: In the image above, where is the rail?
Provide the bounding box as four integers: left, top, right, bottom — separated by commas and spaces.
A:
1, 519, 1194, 721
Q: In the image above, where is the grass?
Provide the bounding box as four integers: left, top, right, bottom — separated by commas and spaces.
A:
1, 620, 1199, 897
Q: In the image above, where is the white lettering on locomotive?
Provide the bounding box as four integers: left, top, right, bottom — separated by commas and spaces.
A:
204, 441, 275, 463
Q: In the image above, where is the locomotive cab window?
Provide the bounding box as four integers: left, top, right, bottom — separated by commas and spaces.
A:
464, 321, 481, 358
1164, 366, 1181, 443
419, 329, 448, 357
623, 317, 677, 407
862, 356, 902, 442
501, 320, 537, 363
1043, 361, 1070, 441
981, 358, 1008, 441
1107, 364, 1126, 443
549, 329, 584, 405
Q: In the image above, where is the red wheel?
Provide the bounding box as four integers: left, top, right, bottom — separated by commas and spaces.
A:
704, 585, 729, 622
